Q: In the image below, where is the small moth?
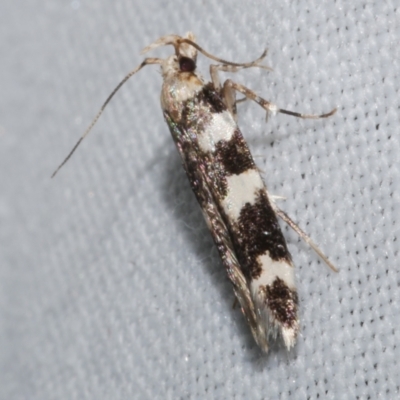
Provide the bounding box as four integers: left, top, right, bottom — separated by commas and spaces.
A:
53, 33, 337, 353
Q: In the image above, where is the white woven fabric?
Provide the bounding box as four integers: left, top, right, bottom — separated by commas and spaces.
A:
1, 1, 399, 398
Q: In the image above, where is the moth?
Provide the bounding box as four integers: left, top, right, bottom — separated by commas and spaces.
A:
53, 33, 337, 353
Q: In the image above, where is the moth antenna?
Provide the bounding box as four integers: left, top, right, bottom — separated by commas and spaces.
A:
141, 34, 271, 70
51, 57, 163, 178
178, 38, 271, 70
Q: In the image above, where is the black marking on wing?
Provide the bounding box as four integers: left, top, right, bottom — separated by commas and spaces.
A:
197, 83, 226, 113
261, 277, 299, 330
234, 190, 292, 280
214, 130, 255, 176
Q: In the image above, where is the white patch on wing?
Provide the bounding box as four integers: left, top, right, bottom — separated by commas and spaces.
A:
220, 170, 264, 221
197, 111, 236, 153
252, 254, 295, 291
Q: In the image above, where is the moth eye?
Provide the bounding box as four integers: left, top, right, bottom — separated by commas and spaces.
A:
179, 57, 196, 72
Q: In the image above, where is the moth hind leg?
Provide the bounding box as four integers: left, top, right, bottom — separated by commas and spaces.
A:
270, 202, 339, 273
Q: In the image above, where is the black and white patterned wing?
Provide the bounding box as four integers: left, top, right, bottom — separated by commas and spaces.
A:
164, 111, 268, 350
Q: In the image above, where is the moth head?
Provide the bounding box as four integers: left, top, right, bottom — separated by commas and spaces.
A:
141, 32, 198, 78
141, 32, 267, 78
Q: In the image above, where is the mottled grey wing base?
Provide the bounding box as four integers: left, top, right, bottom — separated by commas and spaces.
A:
164, 111, 269, 352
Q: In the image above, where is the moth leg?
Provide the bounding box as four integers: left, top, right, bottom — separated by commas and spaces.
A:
223, 79, 337, 120
270, 202, 338, 273
209, 67, 238, 120
210, 55, 271, 121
